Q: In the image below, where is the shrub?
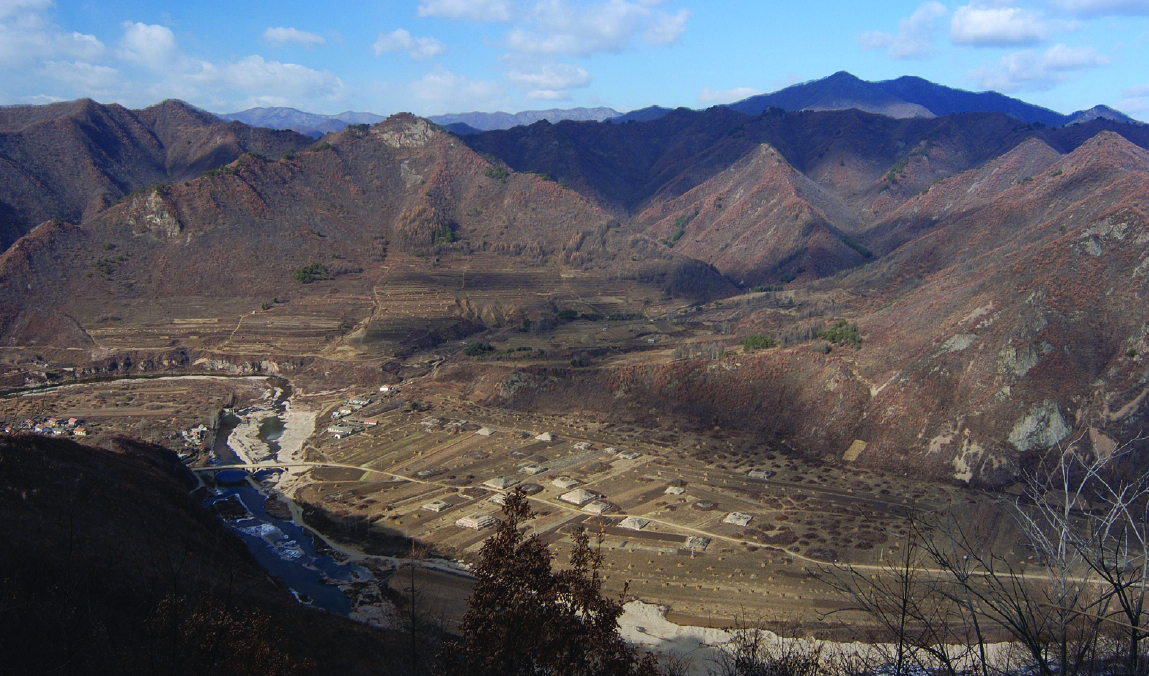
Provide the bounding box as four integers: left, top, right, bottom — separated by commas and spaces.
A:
816, 320, 861, 349
464, 342, 494, 356
741, 335, 778, 352
293, 263, 329, 284
485, 165, 509, 182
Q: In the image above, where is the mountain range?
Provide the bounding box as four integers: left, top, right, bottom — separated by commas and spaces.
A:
219, 72, 1139, 138
1, 74, 1148, 485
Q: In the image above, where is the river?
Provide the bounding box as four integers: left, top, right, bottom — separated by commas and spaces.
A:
203, 376, 373, 616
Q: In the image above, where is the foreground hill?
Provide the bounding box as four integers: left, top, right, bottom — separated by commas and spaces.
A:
0, 434, 397, 674
0, 99, 313, 252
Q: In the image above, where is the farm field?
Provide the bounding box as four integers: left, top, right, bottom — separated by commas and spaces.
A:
295, 392, 1013, 632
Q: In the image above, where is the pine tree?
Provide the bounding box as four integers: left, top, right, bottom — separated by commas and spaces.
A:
441, 490, 656, 676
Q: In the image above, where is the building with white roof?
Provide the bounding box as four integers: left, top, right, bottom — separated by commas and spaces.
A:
483, 476, 520, 490
560, 488, 597, 506
422, 500, 452, 513
619, 516, 649, 531
723, 512, 753, 527
456, 513, 498, 530
583, 500, 613, 515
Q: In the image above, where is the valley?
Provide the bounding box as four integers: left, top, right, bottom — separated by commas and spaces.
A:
2, 80, 1149, 671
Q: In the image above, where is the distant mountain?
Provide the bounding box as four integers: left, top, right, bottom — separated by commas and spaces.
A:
440, 121, 484, 136
727, 71, 1089, 126
609, 106, 674, 124
1067, 104, 1137, 125
220, 107, 386, 137
428, 107, 620, 131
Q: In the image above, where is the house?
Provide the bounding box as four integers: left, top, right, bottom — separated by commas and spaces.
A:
327, 425, 356, 438
348, 397, 371, 406
583, 500, 613, 515
572, 441, 592, 450
519, 464, 547, 475
619, 516, 649, 531
664, 486, 686, 495
617, 451, 641, 460
475, 427, 496, 436
748, 469, 775, 480
560, 488, 597, 506
723, 512, 753, 527
534, 432, 554, 442
519, 483, 543, 495
483, 476, 519, 490
72, 427, 87, 437
552, 477, 580, 490
456, 513, 498, 530
423, 500, 452, 513
488, 493, 508, 506
685, 536, 711, 551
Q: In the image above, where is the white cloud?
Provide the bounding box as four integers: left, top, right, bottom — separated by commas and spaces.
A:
507, 0, 689, 56
40, 60, 120, 91
1118, 83, 1149, 120
417, 0, 513, 21
1055, 0, 1149, 16
409, 65, 504, 113
117, 22, 179, 70
859, 1, 948, 59
969, 43, 1110, 91
951, 5, 1050, 46
643, 8, 688, 45
0, 0, 103, 69
1122, 83, 1149, 97
696, 86, 760, 106
373, 28, 446, 61
263, 26, 326, 48
526, 88, 569, 100
506, 63, 590, 90
216, 55, 345, 101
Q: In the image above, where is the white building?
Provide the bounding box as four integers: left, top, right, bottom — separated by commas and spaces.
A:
560, 488, 597, 506
723, 512, 753, 527
423, 500, 452, 513
484, 476, 520, 490
619, 516, 650, 531
456, 513, 498, 530
552, 476, 580, 490
583, 500, 613, 515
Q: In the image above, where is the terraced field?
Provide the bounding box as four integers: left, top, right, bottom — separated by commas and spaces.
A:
292, 394, 1005, 629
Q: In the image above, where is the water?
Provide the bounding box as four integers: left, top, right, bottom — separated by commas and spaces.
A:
206, 480, 371, 615
211, 412, 243, 465
258, 415, 285, 454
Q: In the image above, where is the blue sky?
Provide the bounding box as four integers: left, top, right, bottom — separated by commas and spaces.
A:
2, 0, 1148, 119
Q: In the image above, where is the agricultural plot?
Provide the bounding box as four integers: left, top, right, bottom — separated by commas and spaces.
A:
301, 399, 996, 626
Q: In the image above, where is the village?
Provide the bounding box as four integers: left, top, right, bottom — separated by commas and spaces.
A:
0, 373, 1018, 635
283, 386, 1009, 633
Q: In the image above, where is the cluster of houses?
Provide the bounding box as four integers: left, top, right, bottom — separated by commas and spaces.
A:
3, 416, 88, 437
327, 395, 382, 438
182, 424, 209, 447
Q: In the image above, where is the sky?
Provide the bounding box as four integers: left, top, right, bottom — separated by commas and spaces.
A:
2, 0, 1148, 120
